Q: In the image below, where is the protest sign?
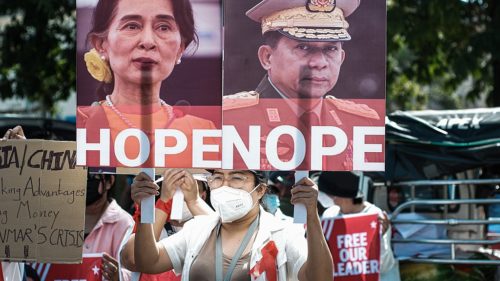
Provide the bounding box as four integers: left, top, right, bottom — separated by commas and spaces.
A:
0, 140, 86, 263
76, 0, 386, 171
221, 0, 386, 171
322, 213, 381, 280
75, 0, 223, 169
28, 253, 103, 281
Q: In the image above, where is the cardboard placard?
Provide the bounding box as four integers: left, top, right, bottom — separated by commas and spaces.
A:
322, 213, 381, 280
0, 140, 86, 263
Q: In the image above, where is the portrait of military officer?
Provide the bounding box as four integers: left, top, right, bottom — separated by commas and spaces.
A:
222, 0, 386, 171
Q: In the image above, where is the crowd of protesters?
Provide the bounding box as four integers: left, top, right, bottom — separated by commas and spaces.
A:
2, 125, 402, 281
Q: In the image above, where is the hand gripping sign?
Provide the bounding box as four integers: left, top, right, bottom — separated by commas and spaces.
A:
322, 213, 381, 281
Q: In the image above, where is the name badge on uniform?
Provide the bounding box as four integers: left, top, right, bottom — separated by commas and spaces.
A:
266, 108, 281, 122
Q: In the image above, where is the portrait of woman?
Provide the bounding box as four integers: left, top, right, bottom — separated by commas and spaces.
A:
76, 0, 221, 168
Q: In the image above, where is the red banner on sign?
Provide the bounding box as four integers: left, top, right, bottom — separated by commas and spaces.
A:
28, 254, 102, 281
223, 98, 385, 171
322, 213, 380, 281
77, 105, 222, 168
0, 263, 4, 281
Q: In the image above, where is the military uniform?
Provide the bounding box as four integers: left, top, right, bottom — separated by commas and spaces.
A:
223, 76, 383, 170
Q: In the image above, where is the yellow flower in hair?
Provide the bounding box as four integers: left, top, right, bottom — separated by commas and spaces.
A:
84, 48, 113, 83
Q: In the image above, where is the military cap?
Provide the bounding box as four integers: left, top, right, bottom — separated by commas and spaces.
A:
246, 0, 361, 41
318, 171, 364, 198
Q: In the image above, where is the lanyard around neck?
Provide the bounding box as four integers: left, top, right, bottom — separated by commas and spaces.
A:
215, 214, 259, 281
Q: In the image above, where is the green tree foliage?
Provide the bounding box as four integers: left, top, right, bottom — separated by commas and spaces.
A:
0, 0, 75, 116
387, 0, 500, 111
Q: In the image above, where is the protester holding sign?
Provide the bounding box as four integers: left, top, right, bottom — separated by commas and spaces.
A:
319, 171, 400, 281
131, 169, 332, 281
121, 169, 214, 281
2, 126, 133, 281
1, 125, 26, 141
77, 0, 220, 168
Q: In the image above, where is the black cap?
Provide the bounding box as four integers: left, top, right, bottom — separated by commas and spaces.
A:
318, 171, 363, 198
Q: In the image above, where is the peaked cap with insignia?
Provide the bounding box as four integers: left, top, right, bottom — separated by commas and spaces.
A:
246, 0, 360, 41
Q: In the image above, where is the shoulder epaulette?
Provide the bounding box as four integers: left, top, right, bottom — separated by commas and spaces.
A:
325, 95, 380, 120
223, 91, 260, 110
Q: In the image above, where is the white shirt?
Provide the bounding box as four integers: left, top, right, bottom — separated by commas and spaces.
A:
160, 208, 308, 281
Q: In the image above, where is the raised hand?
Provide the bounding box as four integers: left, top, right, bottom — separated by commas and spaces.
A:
2, 125, 26, 140
291, 177, 319, 216
131, 172, 159, 205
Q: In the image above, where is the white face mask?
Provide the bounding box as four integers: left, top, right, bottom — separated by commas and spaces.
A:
210, 185, 259, 223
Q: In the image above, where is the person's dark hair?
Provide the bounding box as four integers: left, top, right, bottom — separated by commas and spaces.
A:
88, 172, 116, 199
198, 180, 209, 193
87, 0, 199, 100
252, 174, 260, 187
352, 197, 363, 205
266, 185, 280, 195
247, 171, 267, 203
25, 265, 41, 281
87, 0, 198, 48
249, 170, 267, 187
197, 180, 212, 209
102, 174, 117, 202
263, 31, 284, 49
171, 0, 198, 50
